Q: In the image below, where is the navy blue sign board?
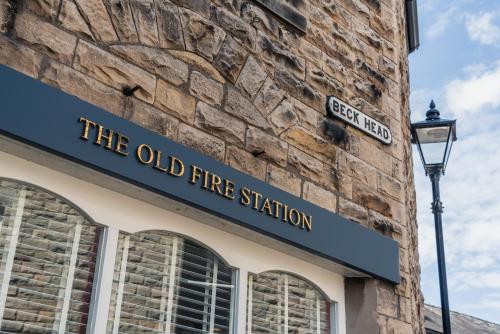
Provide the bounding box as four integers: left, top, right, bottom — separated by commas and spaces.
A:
0, 65, 400, 283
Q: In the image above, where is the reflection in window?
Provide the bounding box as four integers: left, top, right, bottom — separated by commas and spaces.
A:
0, 179, 102, 333
248, 272, 331, 334
107, 231, 235, 334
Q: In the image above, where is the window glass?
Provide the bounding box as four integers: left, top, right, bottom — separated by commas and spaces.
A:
0, 179, 102, 333
248, 272, 331, 334
107, 231, 235, 334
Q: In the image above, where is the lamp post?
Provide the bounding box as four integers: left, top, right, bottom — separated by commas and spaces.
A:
411, 101, 457, 334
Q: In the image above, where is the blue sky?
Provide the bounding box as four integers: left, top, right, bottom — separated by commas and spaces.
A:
409, 0, 500, 325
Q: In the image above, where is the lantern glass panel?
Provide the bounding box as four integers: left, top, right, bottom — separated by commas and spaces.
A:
415, 125, 451, 166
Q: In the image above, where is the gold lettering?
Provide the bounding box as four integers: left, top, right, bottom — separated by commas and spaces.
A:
272, 200, 283, 219
240, 187, 251, 206
114, 133, 129, 156
301, 212, 312, 231
78, 117, 96, 141
96, 125, 114, 149
190, 165, 202, 184
210, 174, 223, 194
154, 150, 168, 172
169, 156, 185, 177
202, 170, 210, 189
251, 191, 262, 210
289, 208, 301, 226
282, 204, 289, 222
223, 180, 235, 200
260, 198, 273, 216
136, 144, 154, 164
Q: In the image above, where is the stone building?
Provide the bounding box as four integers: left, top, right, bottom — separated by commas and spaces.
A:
0, 0, 423, 333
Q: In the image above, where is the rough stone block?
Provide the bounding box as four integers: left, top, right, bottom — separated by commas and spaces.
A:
288, 145, 338, 191
267, 164, 301, 196
74, 0, 118, 42
0, 35, 42, 78
371, 2, 395, 42
298, 39, 323, 69
212, 0, 243, 15
236, 56, 267, 98
258, 33, 305, 77
226, 146, 267, 180
213, 36, 247, 83
172, 0, 210, 17
103, 0, 138, 42
322, 0, 352, 29
339, 198, 368, 223
178, 123, 225, 161
74, 41, 156, 103
284, 126, 336, 163
275, 67, 324, 112
155, 0, 185, 49
130, 0, 160, 46
194, 102, 246, 144
154, 79, 196, 123
225, 87, 271, 130
40, 60, 124, 117
291, 98, 322, 133
338, 173, 353, 199
376, 281, 399, 318
241, 2, 278, 38
246, 127, 288, 167
110, 45, 189, 86
352, 181, 392, 217
124, 99, 179, 140
306, 62, 345, 99
269, 99, 299, 134
302, 182, 337, 213
377, 172, 402, 201
58, 0, 93, 40
18, 0, 60, 21
358, 137, 393, 174
180, 8, 225, 61
323, 56, 348, 85
170, 50, 226, 83
338, 151, 377, 188
190, 71, 224, 106
14, 13, 77, 64
254, 78, 285, 116
210, 4, 256, 50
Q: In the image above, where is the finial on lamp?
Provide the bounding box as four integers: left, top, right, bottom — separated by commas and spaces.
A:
426, 100, 441, 120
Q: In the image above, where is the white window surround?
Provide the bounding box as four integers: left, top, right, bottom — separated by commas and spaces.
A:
0, 148, 346, 334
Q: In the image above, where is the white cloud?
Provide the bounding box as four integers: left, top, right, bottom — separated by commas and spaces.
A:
466, 11, 500, 47
426, 7, 458, 38
445, 61, 500, 117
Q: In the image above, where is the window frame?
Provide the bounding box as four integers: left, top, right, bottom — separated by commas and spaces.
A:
103, 230, 239, 334
0, 177, 105, 334
247, 271, 339, 334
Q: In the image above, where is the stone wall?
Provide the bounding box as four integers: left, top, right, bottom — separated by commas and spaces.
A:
0, 0, 424, 332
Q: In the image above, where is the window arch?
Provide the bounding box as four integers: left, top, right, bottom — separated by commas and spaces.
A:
0, 178, 102, 333
248, 271, 332, 334
106, 231, 235, 334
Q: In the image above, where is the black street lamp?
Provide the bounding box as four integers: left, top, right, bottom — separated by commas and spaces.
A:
411, 100, 457, 334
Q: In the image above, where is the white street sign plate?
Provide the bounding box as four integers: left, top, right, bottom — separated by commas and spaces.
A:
327, 96, 392, 145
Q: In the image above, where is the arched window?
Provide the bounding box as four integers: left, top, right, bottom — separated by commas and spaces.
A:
106, 231, 235, 334
248, 272, 332, 334
0, 179, 102, 333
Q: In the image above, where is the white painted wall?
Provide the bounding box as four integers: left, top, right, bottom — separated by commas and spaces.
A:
0, 149, 346, 334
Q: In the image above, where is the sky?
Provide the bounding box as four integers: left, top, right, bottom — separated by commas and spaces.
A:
409, 0, 500, 325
